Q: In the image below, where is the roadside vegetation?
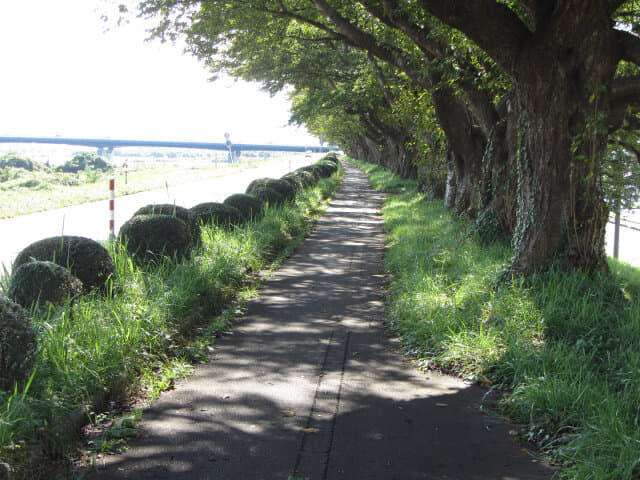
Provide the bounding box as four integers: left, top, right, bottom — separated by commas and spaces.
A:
0, 151, 285, 218
352, 158, 640, 480
0, 160, 343, 479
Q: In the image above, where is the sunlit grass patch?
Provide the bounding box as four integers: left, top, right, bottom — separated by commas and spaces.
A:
0, 163, 343, 477
350, 156, 640, 479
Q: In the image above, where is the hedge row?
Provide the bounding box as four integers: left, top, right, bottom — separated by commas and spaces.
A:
0, 154, 342, 391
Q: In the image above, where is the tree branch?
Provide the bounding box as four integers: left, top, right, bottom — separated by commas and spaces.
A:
609, 0, 629, 15
310, 0, 433, 90
608, 75, 640, 130
416, 0, 531, 73
360, 0, 446, 60
616, 29, 640, 65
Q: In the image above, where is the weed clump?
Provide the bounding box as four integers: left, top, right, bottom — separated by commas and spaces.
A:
8, 261, 82, 309
0, 296, 37, 392
13, 236, 115, 293
57, 153, 112, 173
118, 214, 193, 264
190, 202, 244, 228
223, 193, 264, 222
0, 153, 41, 171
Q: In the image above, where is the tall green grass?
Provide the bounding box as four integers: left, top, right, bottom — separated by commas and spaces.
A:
352, 158, 640, 479
0, 167, 343, 478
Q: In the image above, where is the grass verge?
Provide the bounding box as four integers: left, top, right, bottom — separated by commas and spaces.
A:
0, 165, 344, 479
351, 157, 640, 480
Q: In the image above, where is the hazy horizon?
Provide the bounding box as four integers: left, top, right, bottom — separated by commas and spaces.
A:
0, 1, 317, 146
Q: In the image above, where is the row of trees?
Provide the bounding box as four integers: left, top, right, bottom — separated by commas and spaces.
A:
134, 0, 640, 275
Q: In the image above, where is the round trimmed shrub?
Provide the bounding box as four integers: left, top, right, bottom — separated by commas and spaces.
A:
299, 165, 322, 181
281, 173, 304, 193
223, 193, 264, 221
250, 185, 285, 207
313, 160, 338, 178
292, 170, 316, 188
13, 236, 115, 293
118, 214, 193, 264
0, 296, 37, 391
133, 204, 201, 246
246, 178, 296, 202
8, 261, 83, 309
245, 178, 271, 193
190, 202, 244, 228
265, 178, 296, 201
322, 153, 340, 166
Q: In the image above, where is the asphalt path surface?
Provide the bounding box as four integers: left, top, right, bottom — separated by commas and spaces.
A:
85, 163, 554, 480
0, 157, 315, 273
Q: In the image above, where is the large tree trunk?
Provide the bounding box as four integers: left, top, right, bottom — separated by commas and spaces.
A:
509, 4, 617, 273
432, 87, 486, 217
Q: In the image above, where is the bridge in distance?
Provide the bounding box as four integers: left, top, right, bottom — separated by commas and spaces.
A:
0, 136, 337, 154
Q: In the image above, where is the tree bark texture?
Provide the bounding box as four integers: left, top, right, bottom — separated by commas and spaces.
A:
509, 1, 617, 273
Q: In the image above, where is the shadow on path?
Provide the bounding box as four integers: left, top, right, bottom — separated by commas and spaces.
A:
85, 164, 555, 479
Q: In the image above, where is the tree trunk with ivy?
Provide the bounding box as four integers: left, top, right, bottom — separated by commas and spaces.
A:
418, 0, 639, 273
508, 8, 616, 273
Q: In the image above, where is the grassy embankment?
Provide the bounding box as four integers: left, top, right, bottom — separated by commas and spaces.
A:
0, 165, 344, 479
351, 158, 640, 480
0, 157, 281, 219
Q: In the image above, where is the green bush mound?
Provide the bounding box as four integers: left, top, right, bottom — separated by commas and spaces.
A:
245, 178, 296, 203
223, 193, 264, 221
280, 173, 304, 193
13, 236, 115, 293
299, 164, 323, 181
0, 153, 41, 171
8, 261, 83, 309
246, 178, 296, 202
265, 178, 296, 201
57, 153, 112, 173
292, 169, 316, 187
245, 177, 271, 193
0, 296, 37, 391
250, 185, 285, 207
313, 160, 338, 178
118, 214, 193, 264
190, 202, 244, 228
133, 203, 201, 246
321, 152, 341, 166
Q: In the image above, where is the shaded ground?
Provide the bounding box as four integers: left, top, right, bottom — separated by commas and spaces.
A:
84, 164, 555, 479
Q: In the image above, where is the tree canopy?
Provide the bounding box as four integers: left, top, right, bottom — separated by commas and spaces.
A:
135, 0, 640, 274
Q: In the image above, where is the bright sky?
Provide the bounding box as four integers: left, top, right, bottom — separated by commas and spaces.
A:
0, 0, 316, 145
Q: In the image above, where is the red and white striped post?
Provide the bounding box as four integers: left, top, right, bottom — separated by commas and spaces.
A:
109, 177, 115, 240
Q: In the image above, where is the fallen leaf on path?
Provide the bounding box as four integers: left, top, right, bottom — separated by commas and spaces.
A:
301, 427, 319, 433
281, 410, 296, 417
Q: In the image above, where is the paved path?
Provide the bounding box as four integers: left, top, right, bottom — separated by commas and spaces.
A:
87, 164, 554, 479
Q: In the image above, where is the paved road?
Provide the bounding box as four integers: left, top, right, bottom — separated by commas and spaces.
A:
85, 164, 554, 480
0, 157, 314, 273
